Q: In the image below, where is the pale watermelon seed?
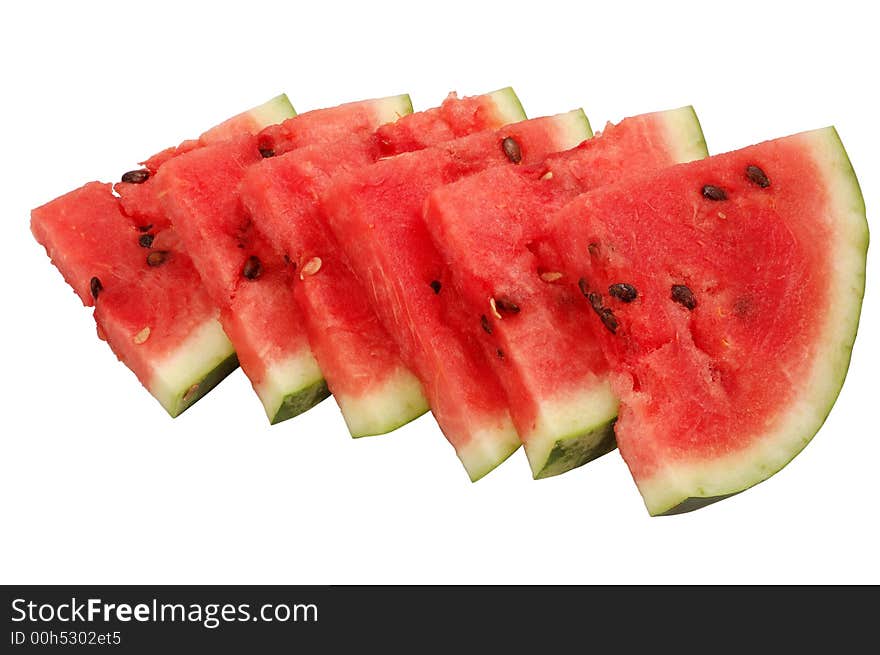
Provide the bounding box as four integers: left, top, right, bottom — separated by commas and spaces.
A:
540, 171, 554, 181
121, 169, 150, 184
146, 251, 168, 267
540, 271, 563, 283
300, 257, 322, 279
133, 327, 151, 344
183, 383, 200, 402
489, 297, 502, 319
501, 137, 522, 164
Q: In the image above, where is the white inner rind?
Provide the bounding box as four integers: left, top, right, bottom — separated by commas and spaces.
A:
486, 87, 527, 124
335, 367, 429, 438
372, 94, 414, 127
247, 94, 297, 129
638, 127, 869, 515
523, 381, 618, 476
255, 349, 326, 421
552, 109, 593, 149
661, 105, 709, 162
456, 419, 522, 482
150, 318, 236, 416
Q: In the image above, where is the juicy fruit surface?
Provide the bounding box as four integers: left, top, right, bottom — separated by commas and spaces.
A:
424, 107, 707, 478
546, 128, 867, 514
239, 90, 527, 435
31, 182, 232, 415
155, 96, 421, 422
321, 111, 590, 479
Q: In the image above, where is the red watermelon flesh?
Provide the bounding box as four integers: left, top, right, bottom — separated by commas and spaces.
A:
321, 110, 592, 480
117, 94, 296, 231
31, 95, 295, 416
424, 107, 707, 479
155, 95, 418, 423
239, 89, 527, 437
545, 127, 867, 514
31, 183, 236, 416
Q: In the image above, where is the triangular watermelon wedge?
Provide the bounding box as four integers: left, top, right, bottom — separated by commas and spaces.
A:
31, 95, 295, 416
156, 91, 529, 425
321, 110, 592, 480
424, 107, 707, 478
239, 88, 528, 437
545, 127, 867, 514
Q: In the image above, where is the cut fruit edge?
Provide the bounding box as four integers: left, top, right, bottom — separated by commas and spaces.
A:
457, 420, 523, 482
372, 93, 414, 126
335, 366, 430, 438
524, 381, 619, 479
148, 318, 238, 417
521, 105, 707, 479
486, 87, 528, 124
254, 348, 332, 424
661, 105, 709, 162
639, 127, 868, 516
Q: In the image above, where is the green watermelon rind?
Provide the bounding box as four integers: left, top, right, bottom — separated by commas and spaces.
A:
458, 109, 596, 482
486, 87, 528, 123
336, 367, 429, 438
148, 317, 239, 417
525, 106, 709, 480
640, 126, 868, 516
256, 350, 332, 425
245, 94, 297, 130
371, 94, 414, 127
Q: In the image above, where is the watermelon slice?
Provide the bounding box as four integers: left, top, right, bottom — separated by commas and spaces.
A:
31, 96, 295, 416
424, 107, 708, 478
322, 110, 592, 480
239, 88, 527, 437
545, 127, 867, 514
155, 94, 413, 423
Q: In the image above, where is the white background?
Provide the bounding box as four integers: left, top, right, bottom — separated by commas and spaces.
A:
1, 1, 876, 584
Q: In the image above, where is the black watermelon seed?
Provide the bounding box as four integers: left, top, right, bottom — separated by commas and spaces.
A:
608, 283, 637, 303
496, 348, 505, 359
138, 233, 155, 248
587, 292, 604, 314
588, 243, 600, 257
577, 277, 591, 298
481, 315, 493, 335
598, 308, 619, 334
745, 165, 770, 188
501, 137, 522, 164
430, 280, 442, 294
137, 224, 154, 233
121, 169, 150, 184
90, 276, 103, 300
242, 255, 262, 280
494, 297, 520, 314
671, 284, 697, 310
702, 185, 727, 201
259, 147, 276, 158
146, 251, 169, 267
